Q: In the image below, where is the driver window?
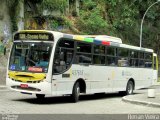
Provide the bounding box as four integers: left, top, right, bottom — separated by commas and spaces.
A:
53, 39, 74, 74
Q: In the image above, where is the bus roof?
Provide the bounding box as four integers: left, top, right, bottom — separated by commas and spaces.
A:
63, 33, 153, 53
15, 30, 153, 53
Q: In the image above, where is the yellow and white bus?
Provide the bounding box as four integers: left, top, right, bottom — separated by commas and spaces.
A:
6, 30, 158, 102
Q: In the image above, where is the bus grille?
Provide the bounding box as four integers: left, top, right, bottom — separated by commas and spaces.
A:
11, 86, 41, 92
11, 79, 42, 83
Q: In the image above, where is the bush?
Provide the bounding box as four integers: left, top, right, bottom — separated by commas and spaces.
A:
40, 0, 67, 13
51, 20, 59, 30
76, 9, 108, 34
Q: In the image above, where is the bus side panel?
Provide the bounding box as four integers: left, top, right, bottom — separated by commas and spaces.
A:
51, 65, 92, 95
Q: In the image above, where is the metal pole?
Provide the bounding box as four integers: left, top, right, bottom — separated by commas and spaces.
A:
140, 0, 160, 48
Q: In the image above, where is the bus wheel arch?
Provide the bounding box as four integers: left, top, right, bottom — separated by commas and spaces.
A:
74, 78, 86, 93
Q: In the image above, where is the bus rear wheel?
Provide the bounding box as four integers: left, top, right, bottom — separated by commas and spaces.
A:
71, 82, 80, 103
126, 81, 134, 95
36, 94, 45, 99
119, 80, 134, 96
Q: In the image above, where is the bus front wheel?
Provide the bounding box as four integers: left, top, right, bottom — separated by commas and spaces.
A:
36, 94, 45, 99
71, 82, 80, 103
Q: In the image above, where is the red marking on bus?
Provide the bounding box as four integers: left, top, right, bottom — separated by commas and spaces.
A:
102, 41, 110, 46
28, 67, 43, 72
20, 84, 28, 88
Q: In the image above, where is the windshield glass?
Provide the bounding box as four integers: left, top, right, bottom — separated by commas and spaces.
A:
9, 42, 53, 73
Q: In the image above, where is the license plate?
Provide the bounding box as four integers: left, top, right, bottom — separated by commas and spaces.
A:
20, 84, 28, 88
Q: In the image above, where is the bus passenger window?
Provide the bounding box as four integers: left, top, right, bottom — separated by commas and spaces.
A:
130, 59, 139, 67
107, 47, 115, 56
129, 51, 139, 67
94, 45, 105, 54
139, 60, 145, 67
93, 55, 105, 65
53, 50, 74, 73
106, 56, 117, 66
118, 58, 128, 67
77, 42, 91, 53
78, 54, 91, 64
145, 62, 152, 68
144, 53, 152, 68
53, 39, 74, 74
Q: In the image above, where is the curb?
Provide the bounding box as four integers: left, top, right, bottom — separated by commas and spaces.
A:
122, 96, 160, 108
153, 82, 160, 86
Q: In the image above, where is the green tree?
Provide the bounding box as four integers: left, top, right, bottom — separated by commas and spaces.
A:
38, 0, 67, 13
6, 0, 23, 32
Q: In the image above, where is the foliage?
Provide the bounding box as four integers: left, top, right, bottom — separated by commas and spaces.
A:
82, 0, 97, 10
39, 0, 67, 13
97, 1, 159, 49
6, 0, 23, 32
51, 20, 59, 29
5, 0, 160, 55
76, 9, 108, 34
76, 0, 108, 34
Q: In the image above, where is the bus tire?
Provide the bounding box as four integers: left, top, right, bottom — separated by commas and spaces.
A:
36, 94, 45, 99
126, 80, 134, 95
71, 82, 80, 103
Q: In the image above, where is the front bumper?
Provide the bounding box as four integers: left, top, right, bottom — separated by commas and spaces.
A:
6, 78, 52, 95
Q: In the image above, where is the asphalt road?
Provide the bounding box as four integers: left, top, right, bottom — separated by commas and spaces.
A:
0, 90, 160, 115
0, 67, 6, 85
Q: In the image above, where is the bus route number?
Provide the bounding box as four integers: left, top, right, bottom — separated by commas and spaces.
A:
72, 70, 84, 76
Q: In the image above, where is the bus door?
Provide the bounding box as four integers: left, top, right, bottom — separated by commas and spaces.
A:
153, 53, 158, 84
52, 39, 75, 95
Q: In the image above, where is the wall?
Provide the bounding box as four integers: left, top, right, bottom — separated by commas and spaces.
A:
0, 1, 11, 85
0, 1, 11, 44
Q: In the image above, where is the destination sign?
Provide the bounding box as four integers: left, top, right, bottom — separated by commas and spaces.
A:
14, 33, 54, 41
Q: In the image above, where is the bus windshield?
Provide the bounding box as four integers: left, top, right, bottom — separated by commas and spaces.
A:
9, 42, 52, 73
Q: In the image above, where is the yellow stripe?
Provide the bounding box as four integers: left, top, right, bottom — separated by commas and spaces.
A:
156, 56, 158, 70
8, 71, 46, 83
73, 36, 84, 41
152, 55, 154, 69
